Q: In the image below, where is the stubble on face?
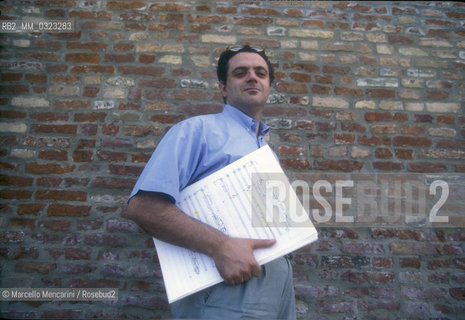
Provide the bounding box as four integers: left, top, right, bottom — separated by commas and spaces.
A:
220, 52, 272, 120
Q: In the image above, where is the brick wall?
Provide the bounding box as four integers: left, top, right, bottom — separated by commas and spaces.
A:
1, 1, 464, 318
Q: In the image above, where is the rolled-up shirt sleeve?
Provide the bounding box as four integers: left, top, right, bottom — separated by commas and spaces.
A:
128, 119, 205, 204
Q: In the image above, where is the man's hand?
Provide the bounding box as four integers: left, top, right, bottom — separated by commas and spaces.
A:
212, 237, 276, 286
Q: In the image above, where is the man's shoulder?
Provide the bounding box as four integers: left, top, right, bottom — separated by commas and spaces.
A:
172, 110, 225, 130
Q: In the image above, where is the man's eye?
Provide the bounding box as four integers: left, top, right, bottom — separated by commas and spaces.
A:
234, 72, 246, 78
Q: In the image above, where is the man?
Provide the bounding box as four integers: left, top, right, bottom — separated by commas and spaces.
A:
125, 45, 296, 319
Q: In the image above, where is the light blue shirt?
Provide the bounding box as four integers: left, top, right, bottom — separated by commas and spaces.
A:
129, 104, 270, 203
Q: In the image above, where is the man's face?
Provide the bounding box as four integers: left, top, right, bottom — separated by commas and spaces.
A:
220, 52, 272, 111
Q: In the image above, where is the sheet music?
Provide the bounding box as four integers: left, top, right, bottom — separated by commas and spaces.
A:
153, 145, 318, 303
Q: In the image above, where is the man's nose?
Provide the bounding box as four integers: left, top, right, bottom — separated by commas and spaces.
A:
246, 70, 258, 82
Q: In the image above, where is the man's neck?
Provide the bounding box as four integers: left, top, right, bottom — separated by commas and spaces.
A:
231, 104, 264, 123
237, 104, 263, 137
226, 103, 265, 137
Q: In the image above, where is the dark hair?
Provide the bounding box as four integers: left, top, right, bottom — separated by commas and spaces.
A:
216, 45, 275, 86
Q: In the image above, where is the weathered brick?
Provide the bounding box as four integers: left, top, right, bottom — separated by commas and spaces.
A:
400, 125, 424, 136
91, 177, 135, 189
65, 53, 100, 64
334, 133, 355, 144
295, 120, 313, 130
38, 150, 68, 161
12, 247, 39, 259
70, 65, 114, 73
355, 100, 376, 110
365, 112, 408, 122
393, 136, 432, 147
280, 158, 311, 170
323, 65, 350, 75
36, 176, 61, 187
335, 87, 363, 96
0, 122, 27, 133
450, 288, 465, 301
201, 34, 237, 44
107, 165, 142, 177
314, 159, 363, 172
401, 287, 448, 300
52, 74, 78, 85
11, 96, 49, 108
55, 99, 91, 109
312, 97, 349, 109
40, 310, 82, 319
342, 271, 394, 283
17, 204, 45, 216
107, 219, 138, 233
358, 136, 391, 146
69, 10, 112, 20
315, 122, 336, 131
351, 146, 370, 158
0, 231, 25, 243
118, 66, 164, 77
36, 190, 87, 202
380, 57, 410, 67
359, 300, 400, 312
172, 89, 209, 101
373, 161, 403, 171
149, 2, 191, 11
312, 84, 331, 94
426, 102, 460, 113
278, 145, 305, 156
35, 40, 63, 50
388, 34, 414, 44
373, 257, 393, 268
400, 257, 421, 268
316, 300, 355, 314
366, 88, 395, 98
135, 43, 184, 53
30, 124, 77, 134
39, 219, 71, 231
371, 124, 398, 135
64, 248, 91, 260
18, 51, 59, 61
76, 220, 104, 231
275, 81, 308, 94
15, 261, 56, 274
372, 229, 424, 240
104, 53, 135, 63
375, 148, 393, 159
341, 241, 385, 255
72, 150, 92, 162
61, 262, 96, 274
289, 72, 311, 82
290, 29, 334, 38
408, 162, 447, 172
391, 242, 441, 256
84, 234, 127, 247
395, 149, 413, 160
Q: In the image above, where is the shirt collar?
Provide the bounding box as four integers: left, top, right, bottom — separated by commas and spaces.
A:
223, 104, 270, 137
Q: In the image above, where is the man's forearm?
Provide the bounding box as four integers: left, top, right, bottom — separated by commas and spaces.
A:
124, 191, 275, 285
124, 191, 228, 257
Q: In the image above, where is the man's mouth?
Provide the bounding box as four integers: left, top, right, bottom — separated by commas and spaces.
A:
243, 87, 260, 92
